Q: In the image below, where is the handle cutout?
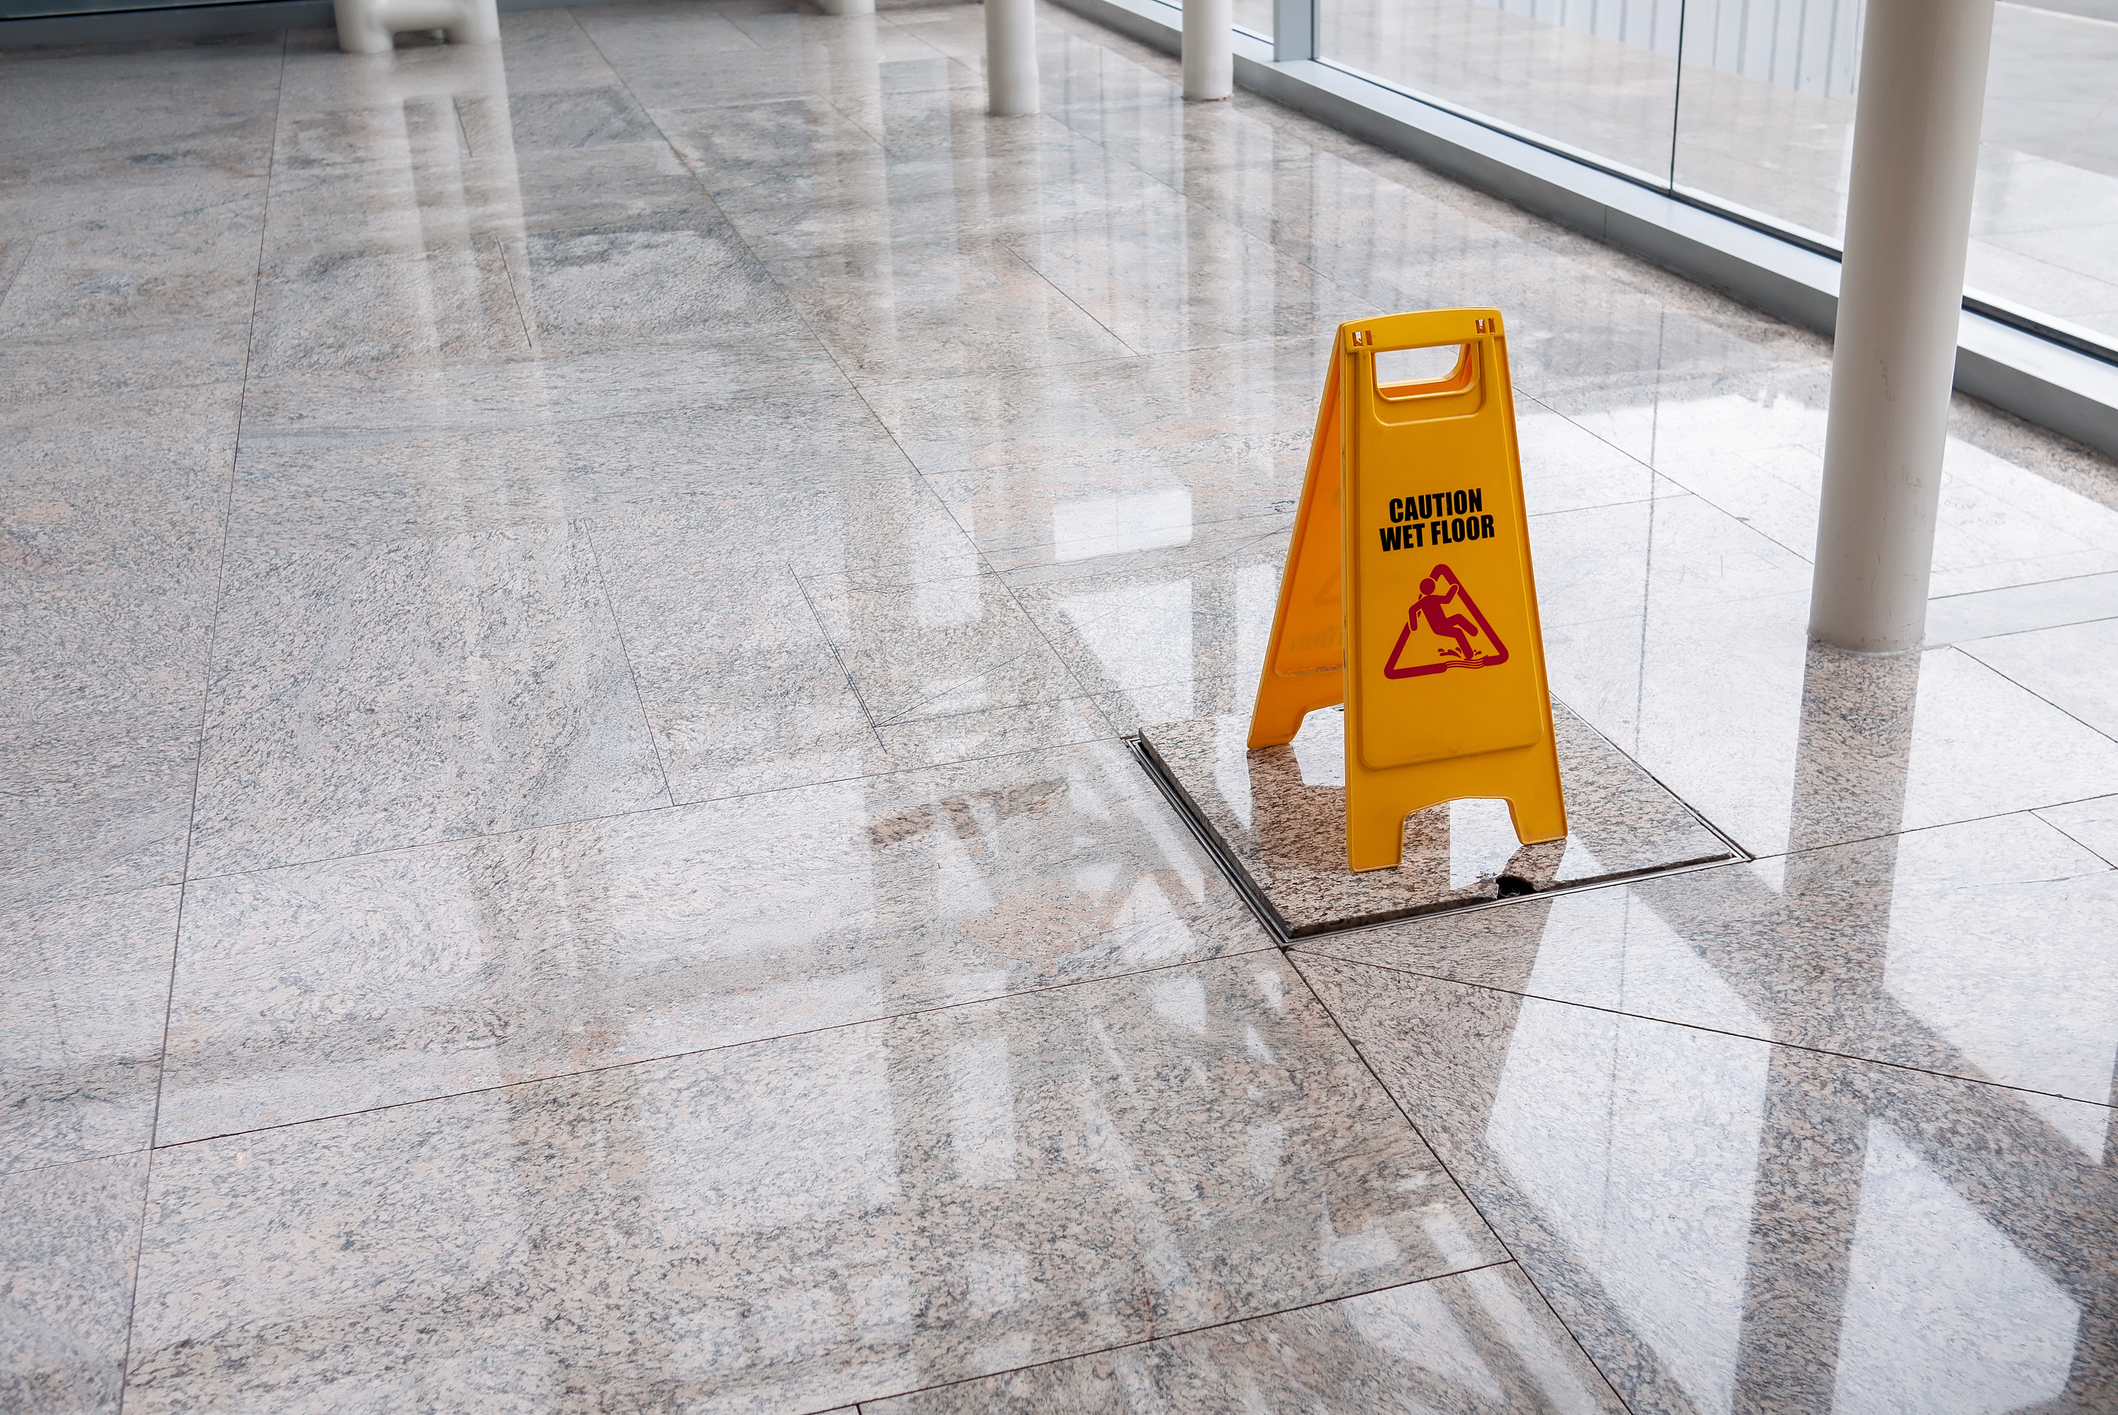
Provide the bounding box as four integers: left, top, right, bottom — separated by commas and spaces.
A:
1375, 345, 1462, 388
1374, 343, 1476, 404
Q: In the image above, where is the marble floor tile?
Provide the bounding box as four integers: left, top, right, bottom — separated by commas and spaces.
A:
15, 7, 2118, 1411
133, 954, 1489, 1412
763, 233, 1131, 383
1297, 807, 2118, 1122
1005, 213, 1363, 355
0, 709, 200, 914
244, 240, 534, 380
248, 207, 800, 378
578, 3, 963, 110
704, 118, 1192, 262
232, 341, 823, 442
926, 454, 1304, 574
260, 137, 707, 260
3, 475, 225, 728
1572, 376, 2118, 600
1926, 571, 2118, 647
1958, 616, 2118, 741
1093, 672, 1250, 738
0, 187, 267, 402
230, 372, 921, 544
856, 338, 1322, 482
584, 511, 890, 801
866, 1263, 1623, 1414
0, 1152, 151, 1415
1514, 396, 1675, 518
1, 380, 242, 495
800, 558, 1092, 728
186, 522, 668, 878
869, 695, 1117, 771
1295, 956, 2118, 1415
1151, 135, 1518, 297
1924, 421, 2118, 598
1530, 363, 1832, 473
651, 91, 890, 191
1, 887, 178, 1173
984, 504, 1293, 575
0, 36, 281, 180
824, 79, 1089, 165
1546, 601, 2118, 857
509, 217, 802, 358
1528, 492, 1816, 632
161, 737, 1257, 1139
1001, 522, 1293, 700
2041, 794, 2118, 867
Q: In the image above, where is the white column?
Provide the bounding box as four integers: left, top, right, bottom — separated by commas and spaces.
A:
1182, 0, 1233, 101
818, 0, 875, 16
1809, 0, 1996, 653
986, 0, 1039, 115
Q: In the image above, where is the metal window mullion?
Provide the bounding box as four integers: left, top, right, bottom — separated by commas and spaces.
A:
1274, 0, 1317, 62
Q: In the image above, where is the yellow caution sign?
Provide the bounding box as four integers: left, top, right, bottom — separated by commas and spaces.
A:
1249, 309, 1566, 872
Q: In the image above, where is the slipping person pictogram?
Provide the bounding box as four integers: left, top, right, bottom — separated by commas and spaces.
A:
1383, 564, 1509, 678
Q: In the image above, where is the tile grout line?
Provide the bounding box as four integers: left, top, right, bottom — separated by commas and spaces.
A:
1929, 564, 2118, 601
113, 29, 293, 1412
143, 939, 1280, 1153
1288, 944, 2118, 1115
995, 232, 1144, 359
1932, 605, 2118, 648
789, 560, 891, 750
1949, 638, 2118, 748
570, 0, 981, 751
838, 1260, 1519, 1411
168, 722, 1151, 889
580, 521, 677, 806
1273, 950, 1644, 1414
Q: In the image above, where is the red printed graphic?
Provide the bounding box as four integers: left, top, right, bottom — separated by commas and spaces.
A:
1383, 563, 1509, 679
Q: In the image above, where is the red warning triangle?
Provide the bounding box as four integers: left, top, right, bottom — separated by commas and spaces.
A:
1383, 563, 1510, 679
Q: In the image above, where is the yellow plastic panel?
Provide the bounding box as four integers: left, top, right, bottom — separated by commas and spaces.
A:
1249, 308, 1567, 871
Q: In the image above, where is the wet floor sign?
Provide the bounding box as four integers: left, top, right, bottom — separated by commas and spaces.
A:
1248, 308, 1566, 872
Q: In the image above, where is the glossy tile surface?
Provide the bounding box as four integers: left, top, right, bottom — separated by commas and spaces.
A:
1548, 605, 2118, 857
159, 741, 1259, 1142
0, 1153, 150, 1415
187, 523, 669, 877
130, 956, 1499, 1413
1, 887, 178, 1173
9, 2, 2118, 1410
868, 1264, 1623, 1414
1297, 956, 2118, 1415
1297, 810, 2118, 1122
1144, 701, 1734, 935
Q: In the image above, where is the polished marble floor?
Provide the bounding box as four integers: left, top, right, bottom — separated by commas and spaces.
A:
4, 3, 2118, 1412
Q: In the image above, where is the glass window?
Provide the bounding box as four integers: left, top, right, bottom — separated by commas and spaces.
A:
1318, 0, 1683, 186
1966, 2, 2118, 347
1671, 0, 1862, 244
1234, 0, 1273, 38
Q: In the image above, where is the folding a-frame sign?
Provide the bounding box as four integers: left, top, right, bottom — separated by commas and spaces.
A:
1248, 308, 1567, 872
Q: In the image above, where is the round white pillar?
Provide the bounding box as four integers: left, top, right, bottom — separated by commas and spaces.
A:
986, 0, 1039, 116
1809, 0, 1996, 653
1182, 0, 1233, 101
817, 0, 875, 15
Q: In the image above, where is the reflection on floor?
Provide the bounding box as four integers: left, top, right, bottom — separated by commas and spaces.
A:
3, 3, 2116, 1412
1140, 701, 1736, 936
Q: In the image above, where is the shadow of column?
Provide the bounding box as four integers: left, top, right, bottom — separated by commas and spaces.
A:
1731, 641, 1921, 1414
